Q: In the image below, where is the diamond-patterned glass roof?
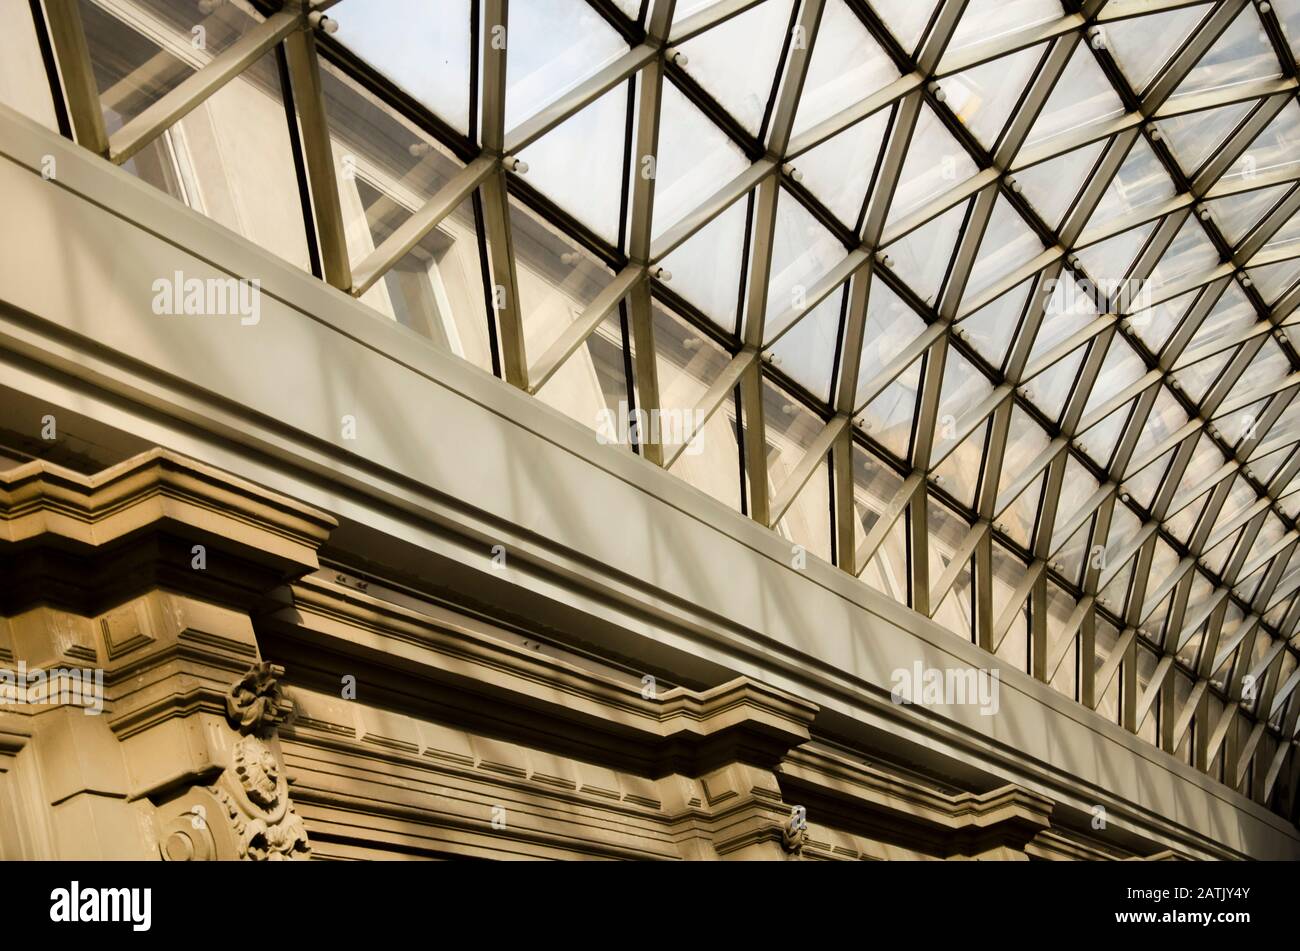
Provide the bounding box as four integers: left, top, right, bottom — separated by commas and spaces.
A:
25, 0, 1300, 811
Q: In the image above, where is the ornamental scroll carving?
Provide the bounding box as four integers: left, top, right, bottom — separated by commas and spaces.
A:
158, 663, 310, 861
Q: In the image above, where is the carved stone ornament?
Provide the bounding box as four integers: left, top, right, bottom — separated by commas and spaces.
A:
159, 664, 310, 860
209, 734, 311, 860
782, 805, 807, 856
226, 661, 291, 735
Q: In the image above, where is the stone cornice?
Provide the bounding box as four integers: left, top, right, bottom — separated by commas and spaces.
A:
0, 448, 335, 560
267, 572, 817, 775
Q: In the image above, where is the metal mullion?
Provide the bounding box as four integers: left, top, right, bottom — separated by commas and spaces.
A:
1152, 76, 1297, 121
649, 160, 776, 263
284, 25, 351, 292
832, 423, 857, 573
1192, 94, 1293, 198
935, 13, 1082, 78
42, 0, 108, 154
1223, 511, 1267, 584
768, 415, 848, 527
740, 360, 770, 525
930, 520, 987, 611
1151, 436, 1209, 520
504, 43, 656, 154
1059, 325, 1119, 436
1118, 533, 1159, 625
664, 349, 756, 469
992, 33, 1081, 170
352, 155, 497, 297
528, 265, 647, 393
909, 485, 931, 616
766, 0, 826, 158
109, 10, 303, 166
914, 0, 971, 76
480, 169, 529, 387
834, 264, 874, 415
1238, 184, 1300, 263
1034, 454, 1069, 564
1157, 569, 1197, 655
859, 92, 923, 247
855, 472, 924, 572
785, 73, 923, 160
1140, 0, 1248, 109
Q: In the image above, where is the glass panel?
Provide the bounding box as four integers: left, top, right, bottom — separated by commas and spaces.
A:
929, 498, 974, 641
1156, 100, 1253, 176
1219, 101, 1300, 186
885, 105, 978, 225
939, 43, 1044, 150
854, 446, 908, 603
992, 542, 1030, 673
536, 312, 630, 441
963, 195, 1043, 304
511, 200, 610, 361
1206, 184, 1290, 245
870, 0, 938, 55
678, 0, 794, 137
503, 0, 628, 133
765, 382, 833, 562
769, 285, 846, 401
322, 60, 492, 369
1014, 141, 1106, 230
79, 1, 310, 268
1169, 4, 1279, 102
332, 0, 472, 133
658, 192, 748, 333
945, 0, 1060, 56
79, 0, 262, 127
654, 304, 743, 510
1104, 4, 1210, 93
882, 198, 968, 307
853, 277, 928, 408
1084, 138, 1176, 234
517, 80, 629, 242
790, 0, 899, 139
762, 188, 849, 338
652, 78, 750, 240
794, 107, 890, 229
1022, 42, 1125, 153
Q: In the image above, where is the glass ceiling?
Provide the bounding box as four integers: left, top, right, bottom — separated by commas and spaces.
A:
16, 0, 1300, 812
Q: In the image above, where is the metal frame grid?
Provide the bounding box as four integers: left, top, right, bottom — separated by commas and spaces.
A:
26, 0, 1300, 820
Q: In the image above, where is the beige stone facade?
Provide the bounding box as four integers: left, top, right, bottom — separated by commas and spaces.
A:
0, 448, 1277, 860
